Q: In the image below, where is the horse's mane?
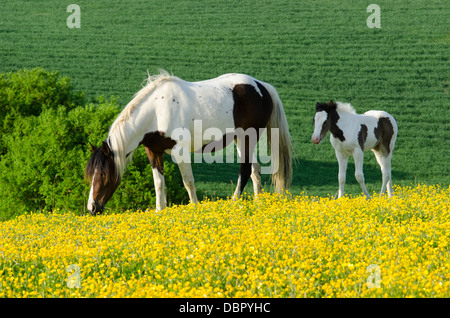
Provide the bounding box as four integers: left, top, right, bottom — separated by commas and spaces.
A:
107, 69, 178, 179
335, 101, 357, 114
85, 146, 116, 183
110, 69, 176, 133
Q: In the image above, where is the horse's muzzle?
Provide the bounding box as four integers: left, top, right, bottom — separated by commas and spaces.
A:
89, 203, 104, 216
311, 135, 321, 144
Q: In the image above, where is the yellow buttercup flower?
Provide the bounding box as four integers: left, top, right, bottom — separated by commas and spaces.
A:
0, 184, 449, 297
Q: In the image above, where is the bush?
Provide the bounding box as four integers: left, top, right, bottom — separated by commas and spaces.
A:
0, 67, 84, 153
0, 99, 117, 219
0, 69, 186, 220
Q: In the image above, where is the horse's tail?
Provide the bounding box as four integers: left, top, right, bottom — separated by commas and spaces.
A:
263, 83, 293, 193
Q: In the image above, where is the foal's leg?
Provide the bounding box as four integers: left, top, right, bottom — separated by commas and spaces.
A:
386, 157, 394, 197
177, 161, 199, 204
381, 158, 393, 197
353, 149, 371, 199
335, 149, 349, 198
372, 150, 393, 197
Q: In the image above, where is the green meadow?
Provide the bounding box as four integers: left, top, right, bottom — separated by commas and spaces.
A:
1, 0, 449, 203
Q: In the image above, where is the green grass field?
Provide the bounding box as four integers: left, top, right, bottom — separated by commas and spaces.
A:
1, 0, 449, 199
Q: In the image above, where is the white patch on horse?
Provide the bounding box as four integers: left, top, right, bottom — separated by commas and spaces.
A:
87, 169, 96, 212
312, 111, 328, 144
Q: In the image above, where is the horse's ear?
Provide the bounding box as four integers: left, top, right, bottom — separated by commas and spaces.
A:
101, 141, 111, 156
89, 142, 97, 153
328, 100, 336, 110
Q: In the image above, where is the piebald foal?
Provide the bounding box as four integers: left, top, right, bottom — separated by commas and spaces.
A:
312, 100, 398, 199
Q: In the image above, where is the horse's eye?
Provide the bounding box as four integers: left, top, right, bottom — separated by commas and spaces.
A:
101, 175, 109, 185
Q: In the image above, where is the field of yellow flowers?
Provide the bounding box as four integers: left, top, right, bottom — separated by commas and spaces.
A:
0, 184, 449, 298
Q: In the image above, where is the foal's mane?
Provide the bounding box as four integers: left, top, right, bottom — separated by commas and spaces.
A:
335, 101, 357, 114
107, 69, 178, 180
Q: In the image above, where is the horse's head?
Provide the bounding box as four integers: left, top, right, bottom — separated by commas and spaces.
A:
85, 141, 121, 215
312, 100, 336, 144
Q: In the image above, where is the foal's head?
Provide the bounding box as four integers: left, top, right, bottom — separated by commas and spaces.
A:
312, 100, 336, 144
85, 141, 121, 215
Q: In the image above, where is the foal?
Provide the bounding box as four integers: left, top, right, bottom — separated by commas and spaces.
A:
312, 100, 398, 199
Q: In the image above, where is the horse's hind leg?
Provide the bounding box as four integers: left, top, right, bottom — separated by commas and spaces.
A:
232, 135, 256, 200
383, 162, 394, 197
250, 154, 262, 196
383, 155, 394, 197
373, 150, 393, 197
233, 162, 252, 200
353, 149, 371, 199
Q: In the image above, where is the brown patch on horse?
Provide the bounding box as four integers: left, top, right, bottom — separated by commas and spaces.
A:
358, 124, 368, 151
232, 81, 273, 131
199, 81, 273, 157
328, 102, 345, 142
197, 132, 235, 153
140, 131, 177, 174
315, 101, 345, 142
319, 119, 329, 142
374, 117, 394, 156
232, 81, 273, 193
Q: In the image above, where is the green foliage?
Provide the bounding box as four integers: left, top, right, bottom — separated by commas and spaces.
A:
0, 99, 113, 219
0, 70, 186, 221
0, 68, 84, 152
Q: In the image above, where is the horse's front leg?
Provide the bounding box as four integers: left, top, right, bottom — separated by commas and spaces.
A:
353, 149, 371, 199
335, 149, 349, 198
152, 167, 167, 211
145, 147, 167, 212
177, 161, 199, 205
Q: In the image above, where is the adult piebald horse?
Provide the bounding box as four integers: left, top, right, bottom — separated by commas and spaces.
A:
86, 71, 293, 215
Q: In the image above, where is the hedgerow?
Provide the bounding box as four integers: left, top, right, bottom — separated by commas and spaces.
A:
0, 68, 186, 220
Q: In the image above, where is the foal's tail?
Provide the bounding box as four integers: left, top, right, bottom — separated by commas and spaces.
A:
263, 83, 293, 193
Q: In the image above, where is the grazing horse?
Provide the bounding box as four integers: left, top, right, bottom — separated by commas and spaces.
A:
85, 71, 293, 215
312, 100, 398, 199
